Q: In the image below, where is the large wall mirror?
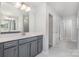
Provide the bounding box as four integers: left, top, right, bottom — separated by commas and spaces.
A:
0, 2, 30, 33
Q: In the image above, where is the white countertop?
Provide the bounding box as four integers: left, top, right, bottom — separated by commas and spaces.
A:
0, 32, 43, 43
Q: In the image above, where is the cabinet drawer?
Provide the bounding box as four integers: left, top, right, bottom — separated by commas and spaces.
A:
19, 37, 38, 44
27, 37, 38, 42
37, 35, 43, 39
4, 40, 18, 49
19, 38, 27, 44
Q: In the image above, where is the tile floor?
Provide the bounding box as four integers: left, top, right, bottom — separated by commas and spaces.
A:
36, 40, 79, 57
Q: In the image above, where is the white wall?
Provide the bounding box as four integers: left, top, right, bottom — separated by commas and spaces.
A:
29, 7, 36, 32
77, 11, 79, 48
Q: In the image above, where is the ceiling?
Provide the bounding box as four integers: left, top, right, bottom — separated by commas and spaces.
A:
48, 2, 79, 17
25, 2, 79, 17
25, 2, 43, 7
4, 2, 79, 17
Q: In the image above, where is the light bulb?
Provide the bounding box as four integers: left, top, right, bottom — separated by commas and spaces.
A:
15, 2, 21, 8
20, 4, 26, 10
25, 6, 31, 12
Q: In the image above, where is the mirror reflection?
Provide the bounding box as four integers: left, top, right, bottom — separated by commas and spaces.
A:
0, 2, 30, 33
0, 16, 18, 32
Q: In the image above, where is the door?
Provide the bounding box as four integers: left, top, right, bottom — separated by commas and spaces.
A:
30, 40, 37, 57
49, 14, 53, 48
4, 46, 18, 57
19, 43, 30, 57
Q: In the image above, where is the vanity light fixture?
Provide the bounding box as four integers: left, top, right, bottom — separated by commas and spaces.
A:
15, 2, 31, 12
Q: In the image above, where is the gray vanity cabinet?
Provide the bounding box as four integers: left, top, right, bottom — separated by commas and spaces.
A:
3, 41, 18, 57
0, 43, 3, 57
30, 40, 37, 57
0, 35, 43, 57
4, 46, 18, 57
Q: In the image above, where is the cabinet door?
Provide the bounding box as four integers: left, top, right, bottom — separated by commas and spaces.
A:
19, 43, 30, 57
0, 43, 3, 57
37, 39, 43, 53
4, 46, 18, 57
30, 40, 37, 57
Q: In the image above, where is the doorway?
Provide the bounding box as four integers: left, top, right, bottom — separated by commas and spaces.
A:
49, 14, 53, 48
